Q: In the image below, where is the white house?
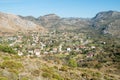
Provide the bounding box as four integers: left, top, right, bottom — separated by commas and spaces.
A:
59, 44, 62, 52
40, 42, 46, 50
28, 50, 34, 55
67, 48, 71, 52
91, 46, 96, 49
34, 49, 40, 57
18, 51, 23, 56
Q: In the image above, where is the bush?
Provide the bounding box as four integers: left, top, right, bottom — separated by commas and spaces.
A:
0, 45, 17, 54
42, 72, 51, 78
0, 77, 8, 80
21, 77, 29, 80
1, 60, 23, 70
52, 73, 63, 80
68, 59, 77, 68
2, 56, 10, 60
94, 63, 102, 69
31, 70, 40, 76
59, 66, 68, 71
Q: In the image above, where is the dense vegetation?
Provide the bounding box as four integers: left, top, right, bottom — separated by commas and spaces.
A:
0, 44, 17, 54
0, 32, 119, 80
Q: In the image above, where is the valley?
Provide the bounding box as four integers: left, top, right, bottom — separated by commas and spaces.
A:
0, 11, 120, 80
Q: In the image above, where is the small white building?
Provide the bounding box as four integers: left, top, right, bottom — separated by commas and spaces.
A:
67, 48, 71, 52
40, 42, 46, 50
28, 50, 34, 55
59, 44, 62, 52
34, 49, 40, 57
91, 46, 96, 49
18, 51, 23, 56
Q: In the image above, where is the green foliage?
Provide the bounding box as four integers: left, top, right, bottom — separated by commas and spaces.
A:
2, 56, 10, 60
41, 66, 63, 80
0, 77, 8, 80
1, 60, 23, 70
68, 58, 77, 68
59, 66, 68, 71
94, 63, 102, 69
21, 77, 29, 80
52, 73, 63, 80
0, 45, 17, 54
42, 72, 51, 78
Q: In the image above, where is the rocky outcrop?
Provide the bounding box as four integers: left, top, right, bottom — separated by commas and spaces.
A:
92, 11, 120, 37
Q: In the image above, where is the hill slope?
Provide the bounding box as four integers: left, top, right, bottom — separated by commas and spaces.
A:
92, 10, 120, 37
20, 14, 91, 31
20, 11, 120, 37
0, 12, 45, 36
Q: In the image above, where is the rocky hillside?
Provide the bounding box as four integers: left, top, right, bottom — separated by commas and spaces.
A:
92, 10, 120, 37
20, 14, 91, 31
0, 12, 45, 36
20, 10, 120, 37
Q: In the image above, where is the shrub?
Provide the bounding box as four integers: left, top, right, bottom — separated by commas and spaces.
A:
68, 59, 77, 68
0, 77, 8, 80
0, 45, 17, 54
42, 72, 51, 78
41, 67, 54, 74
31, 70, 40, 76
52, 73, 63, 80
2, 56, 10, 60
94, 63, 102, 69
1, 60, 23, 70
21, 77, 29, 80
59, 66, 68, 71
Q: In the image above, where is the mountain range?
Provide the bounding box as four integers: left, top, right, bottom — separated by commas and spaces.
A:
0, 10, 120, 37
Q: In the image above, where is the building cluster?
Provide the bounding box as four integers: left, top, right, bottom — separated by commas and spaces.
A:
0, 31, 106, 57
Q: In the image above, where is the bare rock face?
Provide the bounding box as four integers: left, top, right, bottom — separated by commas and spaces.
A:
0, 12, 45, 36
92, 10, 120, 37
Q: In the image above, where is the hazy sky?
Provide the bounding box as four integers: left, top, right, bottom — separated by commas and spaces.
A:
0, 0, 120, 18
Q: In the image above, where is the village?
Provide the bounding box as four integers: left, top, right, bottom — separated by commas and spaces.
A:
0, 31, 107, 58
0, 31, 120, 80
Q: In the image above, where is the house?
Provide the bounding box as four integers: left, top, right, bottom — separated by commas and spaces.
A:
87, 53, 94, 58
52, 48, 58, 53
40, 42, 46, 50
67, 48, 71, 52
28, 50, 34, 55
9, 43, 15, 46
44, 51, 49, 55
59, 44, 62, 52
34, 49, 40, 57
91, 46, 96, 49
18, 51, 23, 56
32, 43, 36, 46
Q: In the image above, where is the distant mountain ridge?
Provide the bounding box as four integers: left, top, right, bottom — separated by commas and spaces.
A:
20, 14, 91, 31
0, 11, 120, 37
20, 10, 120, 37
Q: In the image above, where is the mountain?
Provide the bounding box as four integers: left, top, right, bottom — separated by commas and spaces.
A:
20, 14, 91, 31
0, 12, 45, 36
92, 10, 120, 37
20, 10, 120, 37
